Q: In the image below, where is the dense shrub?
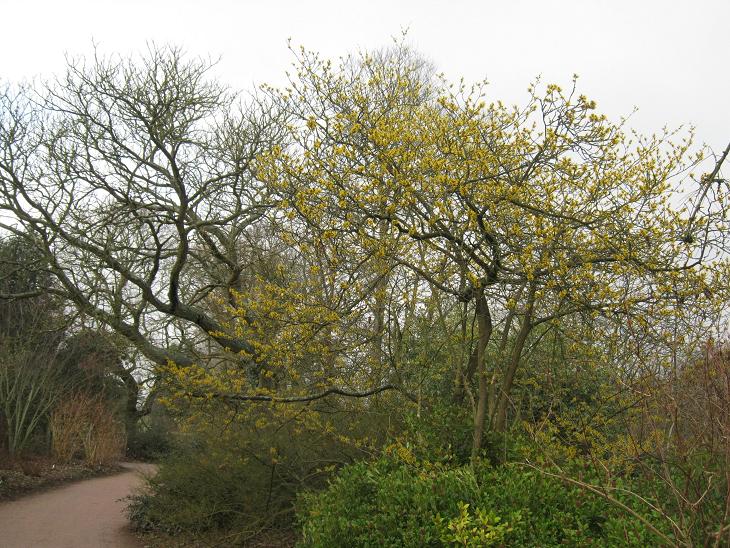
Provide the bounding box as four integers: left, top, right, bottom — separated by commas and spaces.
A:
296, 451, 668, 547
126, 425, 173, 461
127, 443, 296, 539
126, 373, 402, 542
125, 407, 354, 540
403, 403, 474, 465
128, 449, 258, 534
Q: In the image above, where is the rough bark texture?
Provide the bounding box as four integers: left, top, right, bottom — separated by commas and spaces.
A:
471, 287, 493, 459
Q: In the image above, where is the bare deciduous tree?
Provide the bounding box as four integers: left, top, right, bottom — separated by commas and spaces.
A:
0, 46, 287, 372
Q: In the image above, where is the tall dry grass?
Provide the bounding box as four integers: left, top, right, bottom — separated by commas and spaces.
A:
50, 393, 88, 463
51, 392, 126, 465
82, 399, 126, 465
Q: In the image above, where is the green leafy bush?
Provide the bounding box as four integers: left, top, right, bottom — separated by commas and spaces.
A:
296, 452, 667, 547
434, 502, 513, 546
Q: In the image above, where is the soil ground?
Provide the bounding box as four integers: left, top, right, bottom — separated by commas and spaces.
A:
0, 455, 121, 502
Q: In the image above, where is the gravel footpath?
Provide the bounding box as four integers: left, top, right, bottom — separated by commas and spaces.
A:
0, 462, 155, 548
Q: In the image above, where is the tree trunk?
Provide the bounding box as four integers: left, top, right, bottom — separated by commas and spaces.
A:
471, 287, 493, 460
487, 291, 522, 420
492, 286, 535, 432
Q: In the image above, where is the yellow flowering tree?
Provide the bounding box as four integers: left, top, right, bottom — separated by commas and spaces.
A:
261, 44, 729, 457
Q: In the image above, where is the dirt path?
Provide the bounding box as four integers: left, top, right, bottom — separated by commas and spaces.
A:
0, 462, 155, 548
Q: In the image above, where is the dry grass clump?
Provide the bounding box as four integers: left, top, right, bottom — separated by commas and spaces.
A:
51, 392, 125, 465
50, 393, 88, 463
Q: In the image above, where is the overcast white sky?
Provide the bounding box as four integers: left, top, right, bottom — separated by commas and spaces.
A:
1, 0, 728, 153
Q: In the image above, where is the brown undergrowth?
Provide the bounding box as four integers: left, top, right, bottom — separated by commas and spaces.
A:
0, 453, 122, 501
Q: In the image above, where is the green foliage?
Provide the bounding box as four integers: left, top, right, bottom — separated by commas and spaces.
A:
127, 444, 286, 536
434, 502, 513, 546
296, 452, 667, 547
126, 404, 364, 542
126, 424, 173, 461
126, 400, 175, 461
0, 341, 67, 455
403, 403, 474, 465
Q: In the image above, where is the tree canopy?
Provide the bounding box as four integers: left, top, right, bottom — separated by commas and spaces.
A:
0, 44, 727, 456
